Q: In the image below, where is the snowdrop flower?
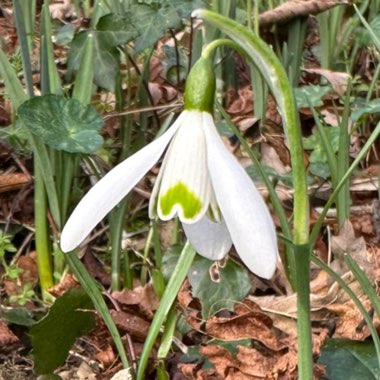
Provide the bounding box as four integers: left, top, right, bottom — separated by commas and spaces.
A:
60, 57, 278, 279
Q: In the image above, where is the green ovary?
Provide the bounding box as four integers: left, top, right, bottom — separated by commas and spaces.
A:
159, 182, 203, 220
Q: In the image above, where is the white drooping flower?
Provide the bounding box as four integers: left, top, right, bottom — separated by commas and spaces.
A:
60, 57, 278, 279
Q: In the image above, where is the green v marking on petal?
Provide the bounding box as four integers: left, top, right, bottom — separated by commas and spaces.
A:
159, 181, 202, 220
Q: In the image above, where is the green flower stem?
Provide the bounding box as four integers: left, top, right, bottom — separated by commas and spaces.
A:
196, 10, 311, 378
137, 242, 196, 380
294, 244, 312, 379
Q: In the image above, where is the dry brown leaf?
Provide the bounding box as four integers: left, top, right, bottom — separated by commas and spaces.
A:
112, 282, 159, 319
83, 250, 111, 287
0, 173, 31, 193
177, 279, 203, 330
3, 254, 38, 300
331, 220, 375, 280
48, 274, 80, 297
95, 344, 115, 367
110, 310, 150, 340
205, 299, 286, 351
49, 0, 74, 19
179, 362, 222, 380
235, 346, 275, 378
200, 345, 238, 377
261, 143, 289, 175
321, 109, 340, 127
326, 297, 380, 340
259, 0, 349, 26
0, 319, 18, 347
178, 278, 194, 309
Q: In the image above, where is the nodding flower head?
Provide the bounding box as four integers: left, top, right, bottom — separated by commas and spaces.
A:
60, 57, 278, 279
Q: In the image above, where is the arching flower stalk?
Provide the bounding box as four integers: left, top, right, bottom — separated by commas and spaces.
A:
60, 57, 278, 279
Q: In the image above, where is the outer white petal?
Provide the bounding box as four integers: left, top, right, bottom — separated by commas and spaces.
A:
183, 216, 232, 260
202, 113, 278, 279
60, 114, 184, 252
156, 110, 212, 224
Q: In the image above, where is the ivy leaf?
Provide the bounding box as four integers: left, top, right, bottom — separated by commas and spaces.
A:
130, 3, 181, 52
96, 13, 139, 46
318, 339, 380, 379
188, 256, 251, 318
30, 288, 96, 374
161, 0, 208, 18
68, 30, 120, 91
294, 85, 331, 109
18, 94, 103, 153
303, 126, 339, 179
351, 98, 380, 121
163, 246, 251, 318
355, 15, 380, 47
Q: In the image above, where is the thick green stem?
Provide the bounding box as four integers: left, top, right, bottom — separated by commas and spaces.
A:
295, 244, 313, 380
194, 11, 311, 377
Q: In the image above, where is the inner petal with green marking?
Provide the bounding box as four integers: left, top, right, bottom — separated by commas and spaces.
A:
159, 181, 203, 221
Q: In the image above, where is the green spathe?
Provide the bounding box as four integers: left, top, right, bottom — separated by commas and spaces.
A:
159, 181, 202, 220
184, 57, 215, 113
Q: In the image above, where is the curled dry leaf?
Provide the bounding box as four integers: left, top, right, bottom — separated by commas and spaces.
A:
0, 319, 18, 347
0, 173, 31, 193
112, 282, 159, 319
200, 345, 237, 377
177, 279, 203, 331
331, 220, 376, 280
110, 310, 150, 341
326, 296, 380, 340
48, 274, 80, 297
259, 0, 349, 26
94, 344, 115, 368
197, 338, 327, 380
49, 0, 74, 19
205, 299, 286, 351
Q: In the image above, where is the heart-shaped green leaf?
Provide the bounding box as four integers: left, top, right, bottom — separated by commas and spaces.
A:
162, 245, 251, 319
18, 94, 103, 153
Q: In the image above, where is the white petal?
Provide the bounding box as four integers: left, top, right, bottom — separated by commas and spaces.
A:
183, 216, 232, 260
60, 114, 184, 252
203, 113, 278, 279
156, 110, 212, 224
